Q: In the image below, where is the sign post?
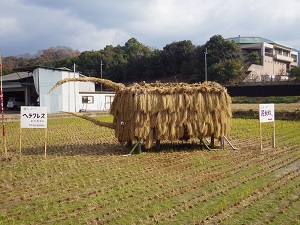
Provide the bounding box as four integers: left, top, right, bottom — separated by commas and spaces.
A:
259, 104, 275, 151
20, 106, 48, 158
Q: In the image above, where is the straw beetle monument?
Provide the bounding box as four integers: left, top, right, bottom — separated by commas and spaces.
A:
50, 77, 232, 152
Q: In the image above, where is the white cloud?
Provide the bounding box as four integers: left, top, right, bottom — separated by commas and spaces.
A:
0, 17, 19, 34
0, 0, 133, 55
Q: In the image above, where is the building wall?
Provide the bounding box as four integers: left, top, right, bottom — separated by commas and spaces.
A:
61, 71, 80, 113
33, 68, 80, 114
78, 93, 115, 111
34, 68, 61, 114
262, 55, 287, 75
33, 67, 115, 113
79, 81, 95, 92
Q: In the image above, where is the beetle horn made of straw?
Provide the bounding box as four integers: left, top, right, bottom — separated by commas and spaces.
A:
48, 77, 125, 94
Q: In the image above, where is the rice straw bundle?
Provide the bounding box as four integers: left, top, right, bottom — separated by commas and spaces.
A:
49, 77, 232, 149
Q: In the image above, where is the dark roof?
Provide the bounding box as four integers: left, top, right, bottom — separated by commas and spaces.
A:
2, 72, 32, 81
14, 66, 73, 73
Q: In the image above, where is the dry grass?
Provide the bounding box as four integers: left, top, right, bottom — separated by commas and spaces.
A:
232, 103, 300, 112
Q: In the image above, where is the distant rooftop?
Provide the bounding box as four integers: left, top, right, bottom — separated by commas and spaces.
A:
14, 65, 74, 73
2, 72, 32, 82
226, 36, 294, 49
227, 36, 275, 45
3, 66, 86, 82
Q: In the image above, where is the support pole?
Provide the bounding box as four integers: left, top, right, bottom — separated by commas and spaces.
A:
0, 54, 7, 159
200, 137, 216, 151
128, 140, 141, 155
223, 136, 239, 150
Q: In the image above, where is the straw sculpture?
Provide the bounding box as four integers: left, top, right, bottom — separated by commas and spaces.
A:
49, 77, 232, 149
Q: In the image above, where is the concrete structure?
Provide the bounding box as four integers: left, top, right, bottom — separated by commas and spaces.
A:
2, 66, 115, 114
227, 37, 298, 82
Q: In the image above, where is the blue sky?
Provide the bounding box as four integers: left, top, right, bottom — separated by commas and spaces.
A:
1, 0, 300, 56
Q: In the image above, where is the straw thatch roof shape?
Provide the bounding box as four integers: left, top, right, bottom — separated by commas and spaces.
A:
50, 77, 232, 149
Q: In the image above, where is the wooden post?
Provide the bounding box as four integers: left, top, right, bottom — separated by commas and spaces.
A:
220, 137, 224, 150
259, 121, 263, 151
44, 128, 47, 159
19, 127, 22, 158
210, 135, 214, 148
199, 137, 203, 150
259, 103, 275, 151
155, 140, 160, 151
126, 140, 133, 148
136, 142, 142, 154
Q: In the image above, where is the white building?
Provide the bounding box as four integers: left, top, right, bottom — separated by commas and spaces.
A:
3, 66, 115, 114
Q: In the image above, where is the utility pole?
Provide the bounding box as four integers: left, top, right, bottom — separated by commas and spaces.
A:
73, 63, 77, 112
204, 48, 208, 82
100, 60, 103, 92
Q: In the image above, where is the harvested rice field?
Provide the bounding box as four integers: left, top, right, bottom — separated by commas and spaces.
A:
0, 114, 300, 224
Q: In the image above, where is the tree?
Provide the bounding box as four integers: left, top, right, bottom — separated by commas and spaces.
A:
100, 45, 127, 82
35, 46, 80, 67
245, 51, 260, 65
162, 40, 195, 76
123, 38, 151, 81
123, 38, 151, 59
289, 67, 300, 80
200, 35, 244, 83
76, 51, 104, 77
2, 36, 246, 85
210, 60, 243, 83
72, 38, 156, 83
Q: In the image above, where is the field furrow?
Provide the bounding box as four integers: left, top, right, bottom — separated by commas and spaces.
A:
141, 147, 300, 224
0, 117, 299, 224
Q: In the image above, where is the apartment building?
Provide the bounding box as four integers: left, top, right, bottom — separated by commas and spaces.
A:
227, 36, 298, 82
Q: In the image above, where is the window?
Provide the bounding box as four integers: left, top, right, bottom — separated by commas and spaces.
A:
265, 49, 272, 56
105, 95, 115, 110
291, 54, 297, 62
82, 96, 94, 104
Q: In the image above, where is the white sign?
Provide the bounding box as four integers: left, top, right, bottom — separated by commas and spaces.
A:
20, 106, 47, 128
259, 104, 275, 123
